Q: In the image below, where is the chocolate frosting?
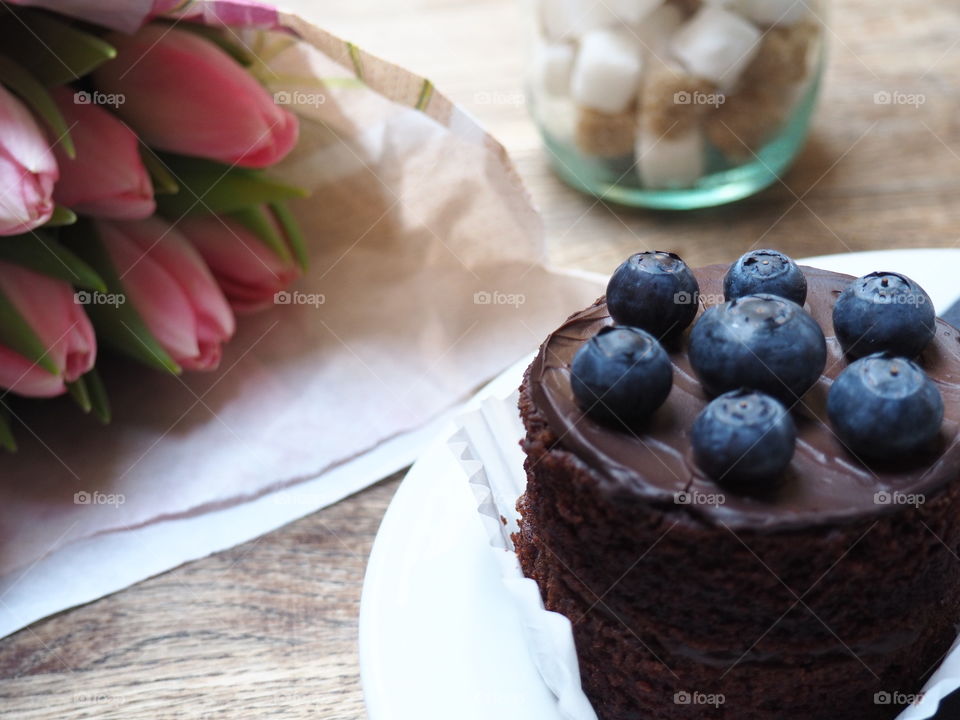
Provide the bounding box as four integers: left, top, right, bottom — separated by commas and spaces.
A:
529, 265, 960, 530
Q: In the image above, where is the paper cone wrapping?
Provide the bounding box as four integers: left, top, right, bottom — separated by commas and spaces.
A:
0, 3, 602, 637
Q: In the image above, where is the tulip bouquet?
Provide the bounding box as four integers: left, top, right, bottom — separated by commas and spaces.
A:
0, 2, 308, 449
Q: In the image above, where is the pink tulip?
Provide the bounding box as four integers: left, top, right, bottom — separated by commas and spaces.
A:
97, 217, 236, 371
178, 213, 300, 313
51, 87, 155, 220
0, 261, 96, 397
93, 24, 298, 169
0, 83, 58, 236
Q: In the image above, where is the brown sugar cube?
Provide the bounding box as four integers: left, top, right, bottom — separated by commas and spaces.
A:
707, 20, 820, 162
574, 105, 637, 158
640, 60, 718, 139
743, 21, 821, 86
705, 83, 792, 161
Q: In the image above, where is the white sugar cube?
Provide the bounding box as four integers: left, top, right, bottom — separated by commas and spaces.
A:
633, 4, 684, 56
533, 42, 577, 96
571, 29, 643, 114
670, 7, 762, 89
636, 126, 705, 189
739, 0, 810, 26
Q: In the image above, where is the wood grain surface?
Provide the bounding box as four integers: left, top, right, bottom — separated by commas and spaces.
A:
3, 1, 960, 718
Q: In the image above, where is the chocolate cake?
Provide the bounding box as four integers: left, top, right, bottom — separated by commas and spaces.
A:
515, 259, 960, 720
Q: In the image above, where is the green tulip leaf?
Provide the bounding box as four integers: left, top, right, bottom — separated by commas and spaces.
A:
0, 9, 117, 86
46, 206, 78, 227
66, 376, 92, 414
63, 222, 181, 376
0, 286, 60, 376
270, 201, 308, 271
0, 55, 75, 158
229, 205, 291, 264
0, 232, 107, 291
140, 150, 180, 196
156, 154, 308, 218
83, 367, 111, 424
0, 405, 16, 452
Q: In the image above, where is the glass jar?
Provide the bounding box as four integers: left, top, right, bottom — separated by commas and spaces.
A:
527, 0, 826, 209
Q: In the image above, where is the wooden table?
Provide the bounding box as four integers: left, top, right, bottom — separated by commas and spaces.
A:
3, 1, 960, 717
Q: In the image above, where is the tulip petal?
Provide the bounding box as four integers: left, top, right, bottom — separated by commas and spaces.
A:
0, 260, 96, 378
0, 55, 75, 158
0, 260, 96, 396
0, 345, 65, 397
122, 218, 236, 340
0, 83, 58, 173
52, 87, 155, 220
98, 221, 200, 362
97, 218, 235, 371
94, 25, 299, 168
0, 84, 57, 234
0, 153, 45, 232
179, 213, 299, 313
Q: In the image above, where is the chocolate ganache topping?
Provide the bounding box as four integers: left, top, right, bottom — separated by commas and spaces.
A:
529, 265, 960, 530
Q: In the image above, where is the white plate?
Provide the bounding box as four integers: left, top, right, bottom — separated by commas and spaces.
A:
359, 249, 960, 720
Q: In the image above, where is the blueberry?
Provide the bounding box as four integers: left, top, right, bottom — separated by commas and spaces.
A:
692, 390, 796, 489
606, 252, 700, 339
723, 249, 807, 306
689, 294, 826, 405
827, 354, 943, 460
570, 326, 673, 427
832, 272, 935, 360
